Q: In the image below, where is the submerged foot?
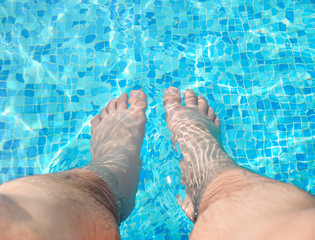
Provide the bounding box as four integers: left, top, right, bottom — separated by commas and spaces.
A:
163, 87, 238, 221
85, 90, 147, 223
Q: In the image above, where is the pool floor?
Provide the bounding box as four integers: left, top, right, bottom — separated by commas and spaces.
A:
0, 0, 315, 238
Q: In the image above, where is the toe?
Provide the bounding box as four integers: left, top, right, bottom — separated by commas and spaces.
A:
107, 99, 118, 112
197, 95, 208, 115
91, 115, 101, 135
100, 107, 108, 119
128, 90, 147, 112
214, 115, 221, 128
207, 107, 215, 120
184, 89, 197, 107
163, 87, 182, 112
117, 93, 128, 110
179, 194, 195, 222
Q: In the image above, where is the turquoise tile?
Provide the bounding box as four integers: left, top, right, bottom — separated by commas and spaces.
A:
0, 0, 315, 238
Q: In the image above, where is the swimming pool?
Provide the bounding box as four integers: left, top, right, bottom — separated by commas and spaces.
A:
0, 0, 314, 238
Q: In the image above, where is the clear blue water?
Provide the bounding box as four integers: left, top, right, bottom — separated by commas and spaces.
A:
0, 0, 315, 238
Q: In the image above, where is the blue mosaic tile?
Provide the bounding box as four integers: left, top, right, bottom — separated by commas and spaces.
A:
0, 0, 315, 238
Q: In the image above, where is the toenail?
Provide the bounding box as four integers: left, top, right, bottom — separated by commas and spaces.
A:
184, 89, 194, 94
169, 88, 180, 95
131, 91, 143, 98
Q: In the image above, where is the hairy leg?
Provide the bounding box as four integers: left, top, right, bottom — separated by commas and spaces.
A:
163, 87, 315, 239
0, 169, 119, 240
192, 168, 315, 240
0, 90, 147, 240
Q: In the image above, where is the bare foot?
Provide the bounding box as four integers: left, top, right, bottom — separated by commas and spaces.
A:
85, 90, 147, 223
163, 87, 238, 221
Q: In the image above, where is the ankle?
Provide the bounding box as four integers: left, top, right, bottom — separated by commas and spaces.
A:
197, 167, 258, 216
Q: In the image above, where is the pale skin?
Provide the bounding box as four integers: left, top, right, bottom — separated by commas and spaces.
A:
0, 87, 314, 239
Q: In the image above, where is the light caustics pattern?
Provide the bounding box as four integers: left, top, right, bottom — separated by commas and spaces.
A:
0, 0, 314, 239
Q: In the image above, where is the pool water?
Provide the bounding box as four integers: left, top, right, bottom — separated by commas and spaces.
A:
0, 0, 315, 238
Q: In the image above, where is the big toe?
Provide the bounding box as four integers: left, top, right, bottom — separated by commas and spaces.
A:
163, 87, 182, 113
91, 115, 101, 135
128, 90, 147, 112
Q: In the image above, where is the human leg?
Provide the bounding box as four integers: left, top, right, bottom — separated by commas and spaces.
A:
163, 87, 315, 239
192, 168, 315, 240
0, 90, 147, 240
0, 169, 120, 240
